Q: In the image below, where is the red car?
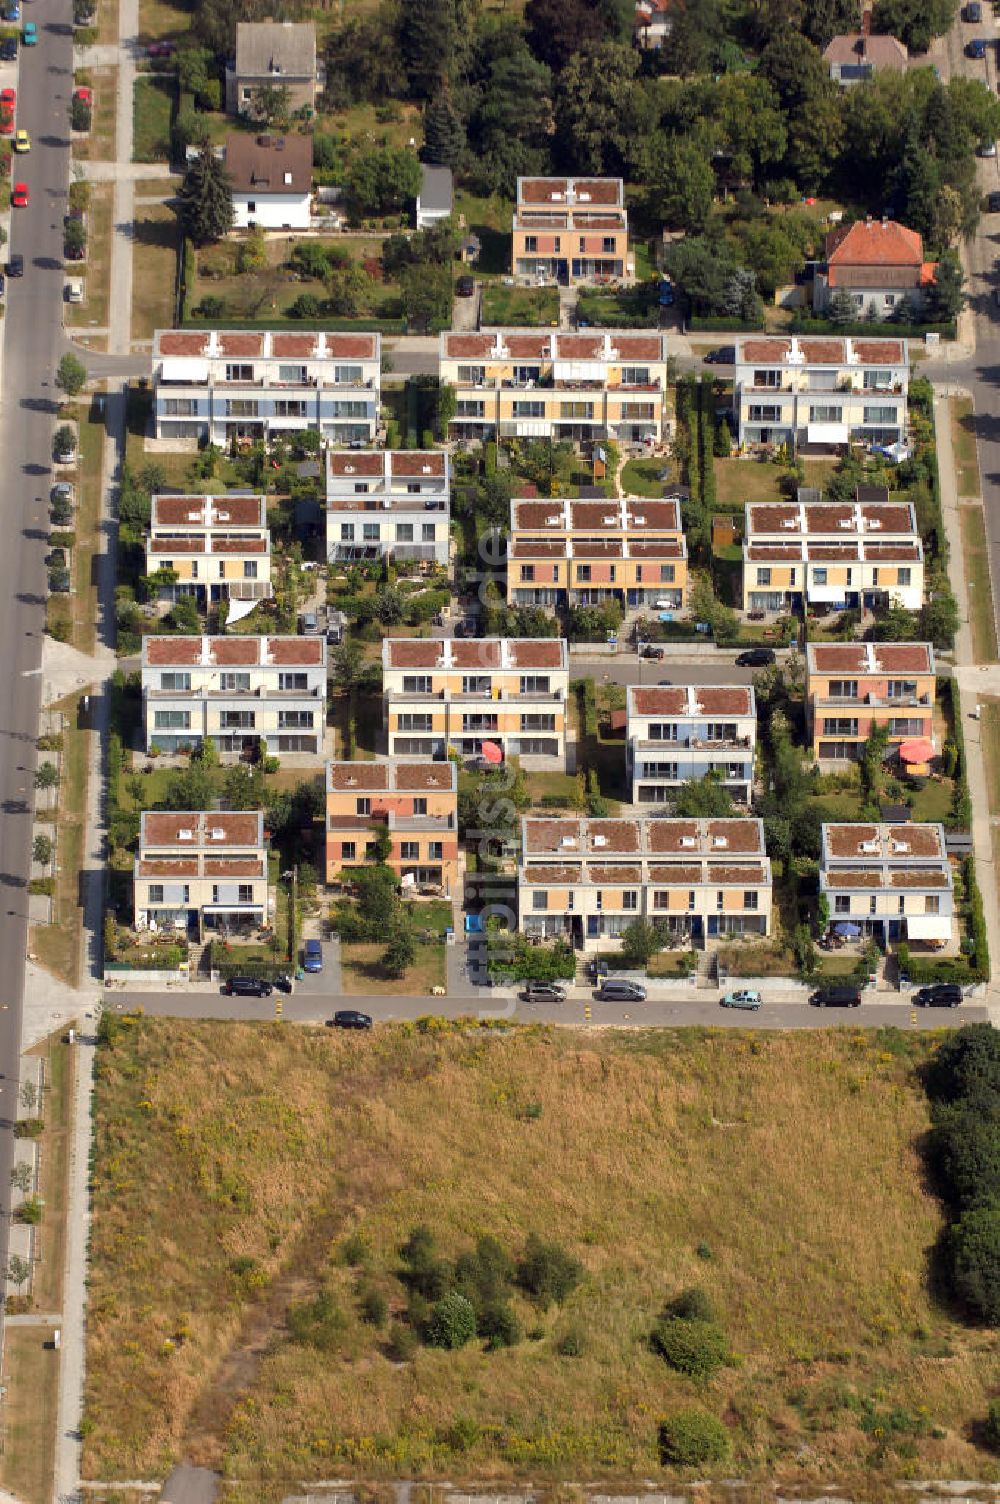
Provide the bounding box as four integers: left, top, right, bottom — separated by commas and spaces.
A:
73, 86, 92, 105
12, 182, 28, 208
1, 87, 15, 136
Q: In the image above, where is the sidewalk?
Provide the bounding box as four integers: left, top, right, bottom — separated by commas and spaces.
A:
108, 0, 138, 354
934, 389, 1000, 1006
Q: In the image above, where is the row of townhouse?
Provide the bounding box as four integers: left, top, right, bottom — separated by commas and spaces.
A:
381, 637, 570, 767
518, 816, 774, 949
439, 330, 670, 446
134, 810, 269, 938
141, 635, 327, 757
152, 329, 382, 447
626, 686, 756, 804
741, 498, 923, 613
805, 641, 936, 762
145, 493, 272, 604
324, 760, 459, 896
506, 495, 688, 612
325, 449, 450, 567
734, 335, 908, 454
512, 176, 630, 286
819, 822, 954, 946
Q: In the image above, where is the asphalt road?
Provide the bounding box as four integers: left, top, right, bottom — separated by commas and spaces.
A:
570, 650, 788, 688
114, 989, 990, 1030
0, 0, 74, 1323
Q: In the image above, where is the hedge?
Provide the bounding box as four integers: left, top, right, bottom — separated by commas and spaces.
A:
182, 314, 408, 334
789, 316, 956, 340
688, 314, 764, 332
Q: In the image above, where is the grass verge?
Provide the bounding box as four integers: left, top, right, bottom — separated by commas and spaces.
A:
132, 202, 179, 340
952, 396, 980, 498
67, 183, 113, 343
960, 505, 998, 664
72, 65, 117, 161
132, 74, 174, 163
0, 1329, 59, 1504
82, 1020, 1000, 1492
29, 1036, 74, 1313
29, 694, 89, 986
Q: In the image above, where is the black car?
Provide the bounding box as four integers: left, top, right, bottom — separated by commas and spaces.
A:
913, 983, 963, 1008
639, 643, 665, 660
0, 36, 17, 58
989, 193, 1000, 213
520, 981, 567, 1002
735, 647, 776, 668
966, 1, 983, 19
223, 976, 273, 998
328, 1010, 373, 1030
704, 345, 734, 365
8, 253, 22, 278
810, 985, 862, 1008
456, 274, 475, 297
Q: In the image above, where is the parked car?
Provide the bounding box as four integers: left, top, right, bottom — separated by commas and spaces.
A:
0, 36, 18, 58
639, 642, 665, 660
520, 981, 567, 1002
13, 128, 28, 152
735, 647, 776, 668
47, 566, 69, 593
4, 3, 21, 23
585, 958, 610, 982
912, 983, 964, 1007
456, 274, 475, 297
223, 976, 273, 998
810, 985, 862, 1008
658, 279, 674, 307
968, 36, 988, 56
146, 38, 175, 55
8, 253, 23, 277
720, 989, 762, 1011
45, 546, 66, 568
977, 139, 997, 157
50, 481, 74, 505
11, 182, 28, 208
704, 345, 733, 365
302, 938, 323, 974
74, 85, 93, 105
327, 1010, 373, 1030
21, 21, 36, 44
595, 978, 647, 1001
966, 1, 983, 20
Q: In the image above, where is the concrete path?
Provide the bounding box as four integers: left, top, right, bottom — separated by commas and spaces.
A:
83, 161, 177, 182
108, 0, 138, 354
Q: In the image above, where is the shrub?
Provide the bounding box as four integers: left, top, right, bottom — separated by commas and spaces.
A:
516, 1232, 583, 1307
478, 1300, 521, 1350
658, 1408, 732, 1467
287, 1288, 345, 1351
358, 1285, 388, 1327
441, 1415, 479, 1452
650, 1316, 729, 1377
983, 1398, 1000, 1453
17, 1197, 42, 1225
386, 1321, 418, 1361
665, 1286, 716, 1323
949, 1198, 1000, 1323
341, 1231, 369, 1266
454, 1234, 514, 1309
930, 1103, 1000, 1211
556, 1327, 583, 1356
926, 1024, 1000, 1108
399, 1222, 451, 1299
426, 1291, 477, 1349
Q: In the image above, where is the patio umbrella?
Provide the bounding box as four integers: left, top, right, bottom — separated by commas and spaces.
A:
898, 738, 935, 764
481, 741, 503, 764
832, 922, 862, 938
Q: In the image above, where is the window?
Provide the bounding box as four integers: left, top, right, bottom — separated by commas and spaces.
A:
705, 723, 737, 742
400, 841, 419, 860
744, 891, 759, 910
513, 366, 541, 384
560, 402, 594, 419
462, 714, 498, 732
870, 896, 878, 915
620, 401, 657, 421
513, 400, 546, 418
823, 718, 859, 736
457, 365, 485, 384
863, 369, 894, 389
835, 895, 850, 913
520, 565, 535, 582
602, 236, 616, 254
429, 841, 443, 860
274, 399, 308, 418
278, 672, 307, 691
356, 798, 371, 815
456, 400, 485, 418
153, 709, 190, 729
884, 294, 896, 308
278, 711, 313, 729
413, 798, 427, 816
342, 842, 356, 860
554, 237, 561, 252
524, 235, 538, 253
889, 717, 925, 736
407, 483, 421, 494
422, 524, 435, 542
219, 672, 250, 692
148, 884, 164, 904
863, 405, 897, 424
462, 675, 491, 694
238, 884, 254, 904
748, 404, 782, 422
829, 680, 858, 698
402, 675, 432, 694
596, 891, 603, 910
520, 676, 550, 694
578, 236, 585, 253
898, 896, 905, 914
623, 891, 638, 910
925, 895, 940, 914
576, 564, 592, 582
160, 672, 190, 691
243, 561, 258, 579
660, 564, 675, 583
753, 369, 781, 387
620, 366, 650, 385
332, 401, 370, 419
334, 364, 364, 384
162, 398, 196, 416
226, 399, 259, 418
396, 524, 414, 542
340, 523, 355, 541
362, 523, 380, 541
809, 405, 843, 424
887, 680, 918, 699
641, 760, 678, 778
648, 722, 678, 741
757, 568, 771, 586
897, 567, 911, 586
277, 364, 307, 384
687, 891, 696, 910
246, 201, 255, 213
716, 890, 724, 911
225, 363, 253, 382
521, 713, 555, 731
397, 713, 432, 731
813, 568, 828, 585
220, 711, 255, 729
532, 891, 548, 910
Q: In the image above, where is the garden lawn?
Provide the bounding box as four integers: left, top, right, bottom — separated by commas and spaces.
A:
132, 74, 174, 163
132, 203, 179, 341
621, 457, 675, 495
339, 938, 446, 994
81, 1021, 1000, 1496
480, 283, 558, 326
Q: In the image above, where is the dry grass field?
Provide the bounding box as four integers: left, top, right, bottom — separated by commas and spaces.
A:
84, 1020, 1000, 1495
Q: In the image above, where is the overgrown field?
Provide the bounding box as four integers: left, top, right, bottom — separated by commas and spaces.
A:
84, 1020, 1000, 1494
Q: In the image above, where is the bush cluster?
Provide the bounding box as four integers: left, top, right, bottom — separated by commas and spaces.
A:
658, 1408, 731, 1467
650, 1286, 730, 1378
927, 1025, 1000, 1323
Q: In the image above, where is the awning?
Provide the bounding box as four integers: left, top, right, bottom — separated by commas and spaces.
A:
806, 422, 849, 444
515, 421, 549, 437
898, 738, 935, 764
159, 357, 208, 382
832, 921, 862, 937
905, 916, 953, 941
481, 741, 503, 764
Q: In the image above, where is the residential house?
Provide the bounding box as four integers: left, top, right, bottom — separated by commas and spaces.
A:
519, 816, 772, 949
145, 493, 272, 604
326, 449, 450, 566
819, 822, 954, 945
152, 329, 381, 446
823, 26, 908, 84
512, 177, 629, 285
814, 218, 933, 317
225, 21, 318, 118
416, 164, 453, 230
226, 132, 312, 230
634, 0, 675, 48
134, 810, 269, 938
141, 635, 327, 757
439, 329, 669, 445
626, 686, 756, 804
506, 494, 687, 611
734, 334, 908, 453
741, 498, 923, 613
325, 760, 458, 896
382, 637, 570, 767
806, 641, 936, 761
